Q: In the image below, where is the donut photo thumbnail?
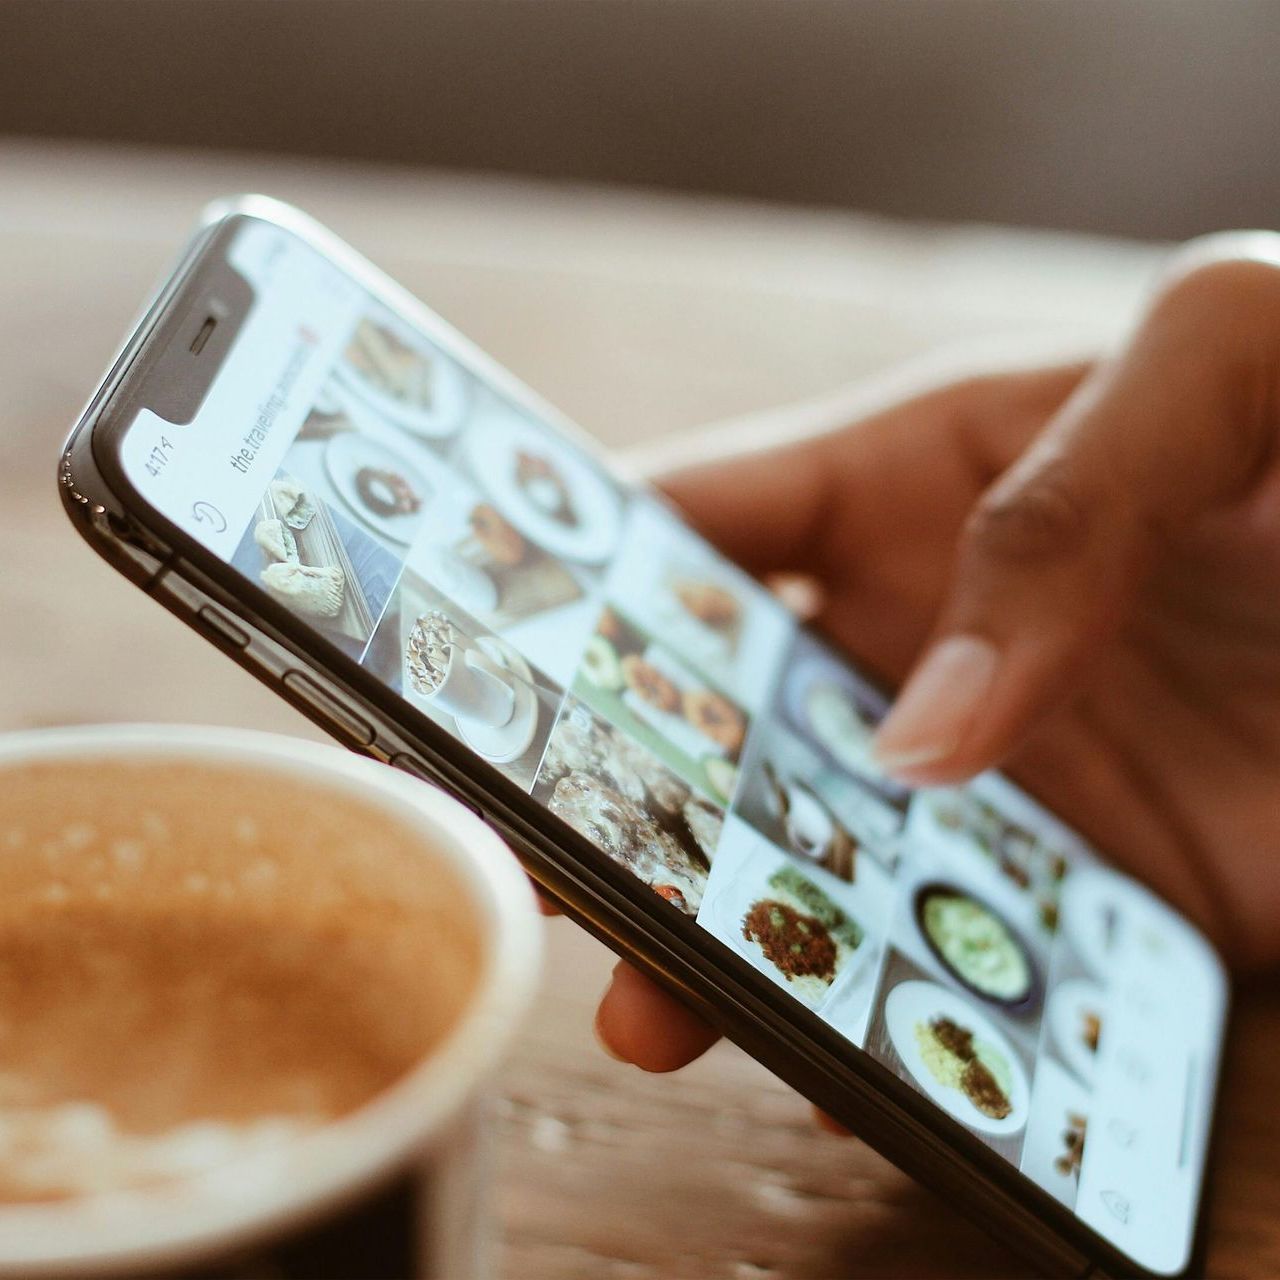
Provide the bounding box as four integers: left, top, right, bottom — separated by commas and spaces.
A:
572, 605, 749, 804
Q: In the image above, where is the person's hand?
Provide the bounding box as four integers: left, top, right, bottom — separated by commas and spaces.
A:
589, 232, 1280, 1082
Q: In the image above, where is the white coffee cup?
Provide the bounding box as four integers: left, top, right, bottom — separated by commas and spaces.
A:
0, 724, 542, 1280
424, 647, 518, 728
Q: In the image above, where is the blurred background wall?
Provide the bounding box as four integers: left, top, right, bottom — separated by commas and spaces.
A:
2, 0, 1276, 239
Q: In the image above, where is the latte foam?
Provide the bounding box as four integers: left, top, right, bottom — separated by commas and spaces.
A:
0, 758, 481, 1201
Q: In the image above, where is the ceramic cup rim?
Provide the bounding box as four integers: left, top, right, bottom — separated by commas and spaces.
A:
0, 723, 542, 1277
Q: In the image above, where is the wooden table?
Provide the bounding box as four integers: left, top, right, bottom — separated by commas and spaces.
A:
1, 141, 1275, 1277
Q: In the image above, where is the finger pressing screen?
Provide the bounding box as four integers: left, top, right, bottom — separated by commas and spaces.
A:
594, 961, 721, 1072
875, 251, 1280, 785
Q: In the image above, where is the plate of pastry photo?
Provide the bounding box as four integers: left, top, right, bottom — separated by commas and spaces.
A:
324, 432, 443, 546
575, 606, 749, 802
463, 416, 624, 565
334, 312, 470, 438
619, 646, 747, 764
247, 476, 377, 644
885, 980, 1031, 1136
652, 570, 747, 668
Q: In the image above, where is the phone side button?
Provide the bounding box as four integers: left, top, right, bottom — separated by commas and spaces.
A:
196, 605, 251, 651
389, 753, 483, 818
281, 671, 376, 748
389, 752, 440, 785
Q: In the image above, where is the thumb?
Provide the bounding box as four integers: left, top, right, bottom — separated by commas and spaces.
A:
872, 247, 1280, 783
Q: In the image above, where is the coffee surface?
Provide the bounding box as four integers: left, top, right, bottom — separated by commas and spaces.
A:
0, 757, 482, 1201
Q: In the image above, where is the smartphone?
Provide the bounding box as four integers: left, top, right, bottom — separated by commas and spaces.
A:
60, 197, 1227, 1278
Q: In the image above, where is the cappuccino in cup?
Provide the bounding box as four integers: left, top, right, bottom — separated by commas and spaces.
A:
0, 726, 540, 1278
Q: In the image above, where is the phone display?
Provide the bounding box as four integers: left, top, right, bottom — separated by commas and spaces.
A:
111, 215, 1225, 1276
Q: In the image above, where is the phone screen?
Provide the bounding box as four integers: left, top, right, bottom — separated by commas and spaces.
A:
118, 216, 1225, 1275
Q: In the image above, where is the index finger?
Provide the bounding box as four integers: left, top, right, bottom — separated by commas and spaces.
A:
648, 362, 1091, 578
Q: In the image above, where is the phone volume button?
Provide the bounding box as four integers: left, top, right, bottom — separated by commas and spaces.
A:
389, 752, 440, 785
281, 671, 376, 748
196, 605, 251, 650
389, 754, 483, 819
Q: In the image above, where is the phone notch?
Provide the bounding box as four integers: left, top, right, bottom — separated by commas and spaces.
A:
137, 249, 254, 428
188, 308, 223, 356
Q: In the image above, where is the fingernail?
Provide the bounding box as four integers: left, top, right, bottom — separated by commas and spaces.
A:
872, 635, 999, 776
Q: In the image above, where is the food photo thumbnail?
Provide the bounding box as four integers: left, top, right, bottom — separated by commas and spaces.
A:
231, 468, 401, 662
416, 499, 585, 626
1047, 977, 1107, 1086
456, 402, 625, 570
736, 864, 864, 1008
905, 781, 1076, 943
573, 605, 748, 805
913, 882, 1039, 1012
277, 380, 455, 556
734, 717, 903, 882
360, 570, 564, 790
335, 308, 472, 439
389, 383, 628, 687
603, 499, 793, 712
1019, 1055, 1093, 1209
695, 823, 895, 1038
874, 972, 1033, 1142
532, 694, 723, 915
880, 860, 1048, 1082
405, 484, 591, 690
777, 633, 911, 818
